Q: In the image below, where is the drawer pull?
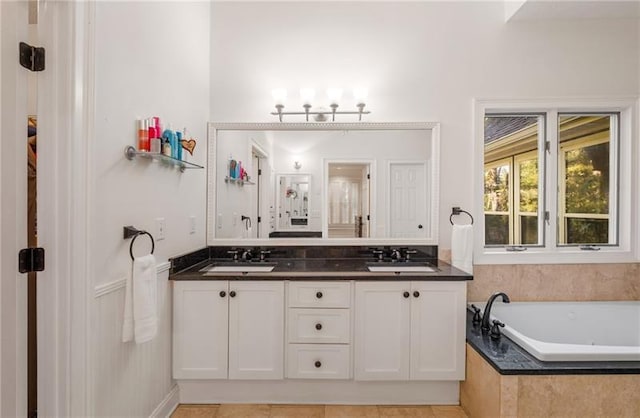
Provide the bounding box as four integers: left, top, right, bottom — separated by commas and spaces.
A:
403, 291, 410, 298
413, 291, 420, 298
219, 291, 226, 298
229, 291, 236, 298
316, 291, 323, 299
314, 361, 322, 368
315, 323, 322, 330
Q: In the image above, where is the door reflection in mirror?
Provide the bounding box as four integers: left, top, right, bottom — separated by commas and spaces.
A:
327, 163, 370, 238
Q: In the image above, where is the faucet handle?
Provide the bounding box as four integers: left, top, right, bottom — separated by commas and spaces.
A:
259, 250, 271, 261
490, 320, 505, 340
372, 249, 385, 261
470, 304, 482, 324
227, 249, 240, 261
404, 249, 417, 261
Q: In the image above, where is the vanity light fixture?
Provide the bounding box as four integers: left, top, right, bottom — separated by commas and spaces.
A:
271, 88, 371, 122
293, 161, 302, 170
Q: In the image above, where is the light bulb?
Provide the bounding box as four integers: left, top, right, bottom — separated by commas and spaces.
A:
271, 88, 287, 105
300, 88, 316, 105
327, 88, 343, 105
353, 87, 368, 104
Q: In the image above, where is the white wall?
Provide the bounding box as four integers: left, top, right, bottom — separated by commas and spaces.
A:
91, 1, 209, 416
209, 1, 639, 248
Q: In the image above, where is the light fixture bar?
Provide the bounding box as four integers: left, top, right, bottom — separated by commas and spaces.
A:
270, 107, 371, 122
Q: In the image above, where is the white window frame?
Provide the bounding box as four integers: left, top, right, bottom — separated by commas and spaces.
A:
473, 98, 638, 264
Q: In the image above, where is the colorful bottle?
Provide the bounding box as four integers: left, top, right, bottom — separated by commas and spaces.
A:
176, 130, 183, 160
137, 119, 149, 151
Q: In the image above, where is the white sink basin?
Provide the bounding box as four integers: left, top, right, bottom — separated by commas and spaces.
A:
206, 265, 275, 273
367, 265, 437, 273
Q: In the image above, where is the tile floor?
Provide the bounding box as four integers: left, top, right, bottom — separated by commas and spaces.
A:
171, 404, 468, 418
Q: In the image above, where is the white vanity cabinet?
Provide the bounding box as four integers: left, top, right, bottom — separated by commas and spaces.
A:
354, 281, 466, 381
173, 280, 284, 380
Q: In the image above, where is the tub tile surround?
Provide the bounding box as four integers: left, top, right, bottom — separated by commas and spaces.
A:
460, 346, 640, 418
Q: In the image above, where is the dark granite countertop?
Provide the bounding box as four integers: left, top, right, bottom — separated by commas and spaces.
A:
465, 309, 640, 375
170, 257, 472, 281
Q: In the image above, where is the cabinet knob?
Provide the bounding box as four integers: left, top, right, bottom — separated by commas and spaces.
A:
413, 291, 420, 298
229, 291, 236, 298
219, 291, 226, 298
403, 291, 410, 298
316, 291, 323, 299
314, 361, 322, 368
315, 323, 322, 330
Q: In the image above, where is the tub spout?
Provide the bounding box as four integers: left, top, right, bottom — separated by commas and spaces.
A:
481, 292, 510, 331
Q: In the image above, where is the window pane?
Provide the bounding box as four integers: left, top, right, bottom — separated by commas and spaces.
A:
485, 214, 509, 245
566, 218, 608, 244
484, 114, 542, 247
518, 158, 538, 212
519, 215, 538, 245
484, 165, 509, 212
558, 114, 616, 245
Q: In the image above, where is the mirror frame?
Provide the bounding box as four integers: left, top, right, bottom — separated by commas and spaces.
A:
207, 122, 440, 246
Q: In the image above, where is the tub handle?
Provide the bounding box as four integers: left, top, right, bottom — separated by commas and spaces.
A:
470, 304, 482, 325
490, 320, 505, 340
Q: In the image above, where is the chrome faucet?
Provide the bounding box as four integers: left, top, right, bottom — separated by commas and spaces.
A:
481, 292, 510, 331
390, 248, 402, 261
241, 249, 253, 261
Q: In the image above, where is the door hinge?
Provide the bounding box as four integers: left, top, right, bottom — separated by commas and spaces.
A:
19, 247, 45, 273
257, 216, 262, 223
367, 173, 370, 180
19, 42, 45, 72
544, 141, 551, 152
544, 211, 550, 222
366, 215, 370, 221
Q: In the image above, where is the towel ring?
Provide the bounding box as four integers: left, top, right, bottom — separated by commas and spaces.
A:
129, 231, 155, 260
450, 207, 474, 225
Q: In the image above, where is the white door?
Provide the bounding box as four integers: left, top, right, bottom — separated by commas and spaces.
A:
389, 162, 428, 238
410, 282, 466, 380
173, 281, 229, 379
1, 1, 30, 416
228, 281, 284, 379
354, 282, 411, 380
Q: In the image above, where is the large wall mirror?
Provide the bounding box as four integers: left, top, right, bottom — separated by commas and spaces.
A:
207, 122, 440, 245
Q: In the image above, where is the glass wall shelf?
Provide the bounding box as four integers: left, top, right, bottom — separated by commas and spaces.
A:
124, 145, 204, 172
224, 176, 255, 186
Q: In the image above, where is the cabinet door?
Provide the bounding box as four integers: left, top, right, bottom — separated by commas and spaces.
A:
173, 281, 229, 379
354, 282, 411, 380
228, 281, 284, 379
410, 281, 466, 380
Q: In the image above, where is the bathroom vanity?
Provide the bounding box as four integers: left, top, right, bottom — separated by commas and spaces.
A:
170, 246, 472, 404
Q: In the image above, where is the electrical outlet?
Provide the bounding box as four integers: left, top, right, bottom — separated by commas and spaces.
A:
156, 218, 166, 240
189, 216, 196, 234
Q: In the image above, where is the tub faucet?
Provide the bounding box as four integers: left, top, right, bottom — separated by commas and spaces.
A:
481, 292, 510, 331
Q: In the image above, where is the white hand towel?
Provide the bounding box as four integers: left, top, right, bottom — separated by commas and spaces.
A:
122, 254, 158, 344
451, 224, 473, 274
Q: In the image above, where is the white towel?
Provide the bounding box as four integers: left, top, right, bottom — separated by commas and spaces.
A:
451, 224, 473, 274
122, 254, 158, 344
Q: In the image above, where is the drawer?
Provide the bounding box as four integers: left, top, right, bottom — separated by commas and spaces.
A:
288, 308, 350, 344
287, 344, 350, 379
288, 281, 351, 308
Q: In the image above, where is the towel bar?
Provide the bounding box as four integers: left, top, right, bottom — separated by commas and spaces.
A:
123, 226, 155, 260
450, 207, 474, 225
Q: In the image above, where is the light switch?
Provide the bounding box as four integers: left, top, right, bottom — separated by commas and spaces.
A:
189, 216, 196, 234
156, 218, 166, 240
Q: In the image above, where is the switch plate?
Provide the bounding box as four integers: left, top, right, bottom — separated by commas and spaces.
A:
189, 216, 196, 234
156, 218, 166, 240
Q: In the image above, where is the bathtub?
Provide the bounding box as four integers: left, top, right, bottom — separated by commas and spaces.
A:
473, 301, 640, 362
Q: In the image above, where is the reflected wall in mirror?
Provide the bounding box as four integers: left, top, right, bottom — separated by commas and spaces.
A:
207, 123, 440, 244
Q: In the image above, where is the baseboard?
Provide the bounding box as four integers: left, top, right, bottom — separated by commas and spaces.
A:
149, 384, 180, 418
178, 380, 459, 405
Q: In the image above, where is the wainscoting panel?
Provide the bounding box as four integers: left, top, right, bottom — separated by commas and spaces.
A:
93, 266, 174, 417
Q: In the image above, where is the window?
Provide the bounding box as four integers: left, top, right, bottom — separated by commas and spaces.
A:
483, 115, 543, 247
476, 99, 634, 263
